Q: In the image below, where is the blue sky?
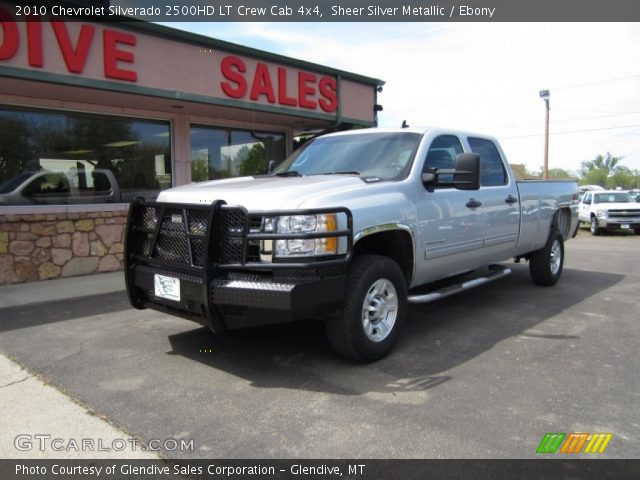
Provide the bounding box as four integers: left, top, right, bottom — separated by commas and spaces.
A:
162, 22, 640, 175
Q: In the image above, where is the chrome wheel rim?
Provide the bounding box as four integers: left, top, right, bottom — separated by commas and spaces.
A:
550, 240, 562, 276
591, 218, 597, 233
361, 278, 398, 342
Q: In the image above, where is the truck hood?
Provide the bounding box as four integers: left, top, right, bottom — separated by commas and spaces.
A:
157, 175, 367, 210
597, 203, 640, 211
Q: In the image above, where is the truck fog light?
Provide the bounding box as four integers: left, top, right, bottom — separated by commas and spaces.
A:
276, 239, 316, 255
274, 238, 337, 256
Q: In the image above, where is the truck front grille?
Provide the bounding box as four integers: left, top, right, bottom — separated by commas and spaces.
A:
130, 202, 261, 269
608, 209, 640, 218
126, 199, 352, 273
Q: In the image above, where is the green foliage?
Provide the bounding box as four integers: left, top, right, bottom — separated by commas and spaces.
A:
579, 168, 609, 187
579, 153, 622, 177
238, 143, 267, 176
607, 166, 637, 190
547, 167, 575, 179
578, 152, 636, 189
190, 152, 209, 183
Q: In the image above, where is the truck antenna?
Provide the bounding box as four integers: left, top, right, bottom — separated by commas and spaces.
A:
401, 120, 409, 128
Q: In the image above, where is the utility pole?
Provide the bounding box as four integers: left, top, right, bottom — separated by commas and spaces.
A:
539, 90, 550, 180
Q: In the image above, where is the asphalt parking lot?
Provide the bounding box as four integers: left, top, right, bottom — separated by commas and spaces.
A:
0, 230, 638, 459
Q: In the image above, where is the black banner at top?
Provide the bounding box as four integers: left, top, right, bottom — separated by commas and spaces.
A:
5, 0, 640, 22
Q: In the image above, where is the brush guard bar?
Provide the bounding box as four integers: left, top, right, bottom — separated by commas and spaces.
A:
124, 198, 353, 331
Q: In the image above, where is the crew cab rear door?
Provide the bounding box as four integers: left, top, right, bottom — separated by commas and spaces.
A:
414, 134, 486, 285
466, 136, 520, 262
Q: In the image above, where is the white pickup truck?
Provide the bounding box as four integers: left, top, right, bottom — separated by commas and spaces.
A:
578, 190, 640, 235
125, 128, 579, 361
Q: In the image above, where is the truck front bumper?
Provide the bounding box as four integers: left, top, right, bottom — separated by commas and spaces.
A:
124, 199, 352, 332
597, 215, 640, 230
129, 265, 346, 331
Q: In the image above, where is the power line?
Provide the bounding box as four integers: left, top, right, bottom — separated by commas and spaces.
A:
384, 74, 640, 114
499, 124, 640, 140
551, 74, 640, 91
554, 108, 640, 115
489, 111, 640, 130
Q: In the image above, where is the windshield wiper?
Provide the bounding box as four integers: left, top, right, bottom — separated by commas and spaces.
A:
272, 171, 302, 177
323, 171, 361, 175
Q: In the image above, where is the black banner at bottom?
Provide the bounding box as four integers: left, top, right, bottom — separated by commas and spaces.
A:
2, 459, 639, 480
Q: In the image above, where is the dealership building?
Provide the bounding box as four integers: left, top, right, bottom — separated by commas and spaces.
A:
0, 7, 383, 284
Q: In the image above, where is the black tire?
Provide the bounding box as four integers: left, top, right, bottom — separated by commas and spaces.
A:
325, 254, 407, 362
590, 216, 601, 236
634, 228, 640, 235
529, 229, 564, 286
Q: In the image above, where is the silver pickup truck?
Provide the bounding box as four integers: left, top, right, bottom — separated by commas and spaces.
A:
124, 128, 579, 361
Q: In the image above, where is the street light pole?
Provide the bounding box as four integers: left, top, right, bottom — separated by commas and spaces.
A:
539, 90, 550, 180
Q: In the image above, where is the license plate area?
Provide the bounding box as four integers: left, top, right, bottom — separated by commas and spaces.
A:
154, 274, 181, 301
621, 224, 630, 229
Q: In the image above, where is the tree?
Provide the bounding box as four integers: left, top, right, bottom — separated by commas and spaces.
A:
580, 168, 608, 188
578, 153, 625, 188
607, 166, 636, 190
238, 143, 267, 176
579, 153, 622, 177
190, 151, 209, 182
547, 167, 576, 179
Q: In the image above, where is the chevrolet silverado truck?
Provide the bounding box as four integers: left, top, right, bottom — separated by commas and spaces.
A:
578, 190, 640, 235
124, 128, 579, 361
0, 169, 121, 205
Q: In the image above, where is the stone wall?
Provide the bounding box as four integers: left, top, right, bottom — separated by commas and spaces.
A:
0, 210, 127, 285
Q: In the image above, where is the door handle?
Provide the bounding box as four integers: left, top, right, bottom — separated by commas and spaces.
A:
466, 199, 482, 209
505, 195, 518, 204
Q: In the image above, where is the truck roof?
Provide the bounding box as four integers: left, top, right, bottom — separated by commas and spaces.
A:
323, 126, 499, 142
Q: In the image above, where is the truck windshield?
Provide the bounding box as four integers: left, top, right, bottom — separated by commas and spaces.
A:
593, 192, 634, 203
274, 132, 422, 180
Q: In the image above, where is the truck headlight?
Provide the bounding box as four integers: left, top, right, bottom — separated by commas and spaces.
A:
596, 209, 608, 218
274, 214, 338, 257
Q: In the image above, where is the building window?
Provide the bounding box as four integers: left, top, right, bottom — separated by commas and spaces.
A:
0, 106, 171, 205
190, 125, 285, 182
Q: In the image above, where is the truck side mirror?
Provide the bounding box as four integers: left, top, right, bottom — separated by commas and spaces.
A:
421, 153, 481, 190
453, 153, 481, 190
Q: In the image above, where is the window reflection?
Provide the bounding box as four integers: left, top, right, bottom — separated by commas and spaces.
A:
0, 107, 171, 205
190, 126, 285, 182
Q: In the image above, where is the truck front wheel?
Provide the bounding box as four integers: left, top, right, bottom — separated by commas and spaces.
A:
529, 229, 564, 286
325, 254, 407, 362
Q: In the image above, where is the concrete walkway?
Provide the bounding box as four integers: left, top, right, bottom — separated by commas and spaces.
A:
0, 271, 125, 308
0, 272, 158, 459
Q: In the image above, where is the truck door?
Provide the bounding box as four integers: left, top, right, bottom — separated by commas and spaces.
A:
415, 134, 486, 285
467, 137, 520, 263
579, 192, 592, 221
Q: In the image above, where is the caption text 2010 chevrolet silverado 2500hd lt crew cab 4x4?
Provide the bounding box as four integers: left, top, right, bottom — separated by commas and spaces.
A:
124, 128, 579, 361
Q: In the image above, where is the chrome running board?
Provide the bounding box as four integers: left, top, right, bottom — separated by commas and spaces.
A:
408, 265, 512, 304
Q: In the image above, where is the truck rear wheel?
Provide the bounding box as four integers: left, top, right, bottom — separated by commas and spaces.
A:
325, 254, 407, 362
529, 229, 564, 286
